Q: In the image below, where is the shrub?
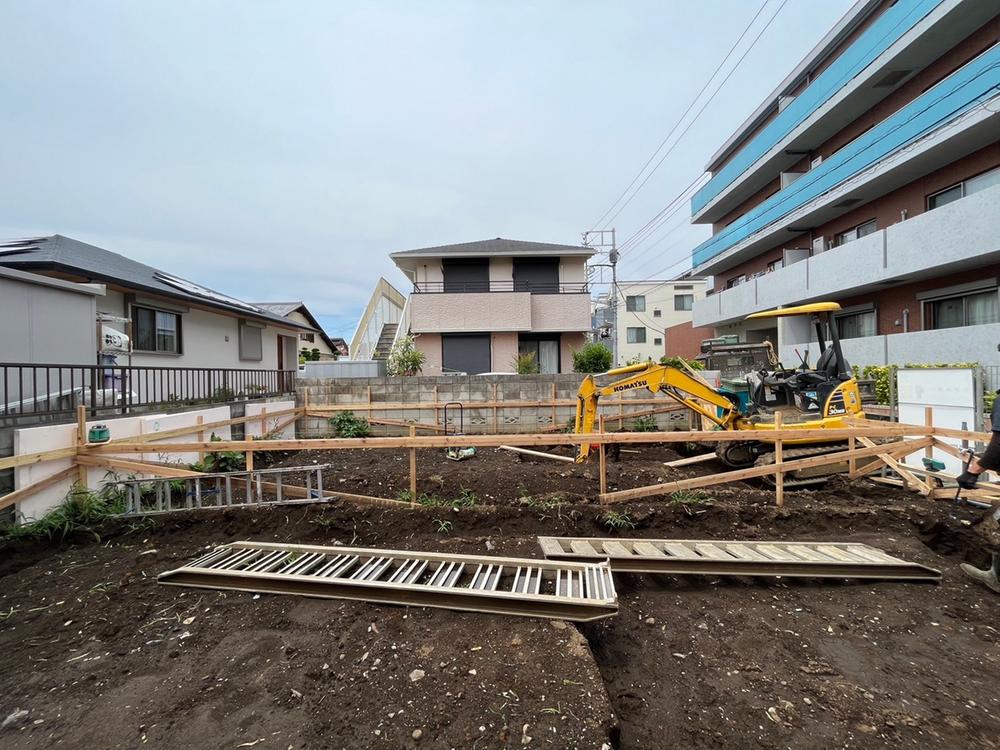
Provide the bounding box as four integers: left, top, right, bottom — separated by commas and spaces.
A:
660, 356, 704, 371
514, 351, 540, 375
0, 483, 127, 543
853, 362, 987, 407
632, 414, 659, 432
191, 433, 246, 473
573, 343, 613, 373
387, 334, 426, 376
330, 411, 371, 438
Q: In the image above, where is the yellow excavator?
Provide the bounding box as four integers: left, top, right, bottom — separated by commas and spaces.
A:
575, 302, 865, 487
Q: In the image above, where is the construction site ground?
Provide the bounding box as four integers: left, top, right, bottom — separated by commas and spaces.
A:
1, 444, 998, 749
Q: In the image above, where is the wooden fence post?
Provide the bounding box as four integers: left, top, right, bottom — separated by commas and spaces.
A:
76, 405, 88, 490
773, 411, 784, 507
924, 407, 934, 460
409, 424, 417, 500
848, 434, 856, 476
598, 415, 607, 496
196, 415, 205, 460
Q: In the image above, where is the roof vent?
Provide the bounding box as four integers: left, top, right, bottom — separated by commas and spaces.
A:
833, 197, 862, 208
873, 69, 913, 88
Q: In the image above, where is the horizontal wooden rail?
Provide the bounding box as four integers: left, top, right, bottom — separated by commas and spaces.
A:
306, 397, 693, 412
83, 426, 925, 455
0, 465, 80, 513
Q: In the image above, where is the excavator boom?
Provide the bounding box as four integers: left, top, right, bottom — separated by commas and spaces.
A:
575, 362, 743, 463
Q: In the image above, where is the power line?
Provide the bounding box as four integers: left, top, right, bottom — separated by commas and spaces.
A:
587, 0, 772, 232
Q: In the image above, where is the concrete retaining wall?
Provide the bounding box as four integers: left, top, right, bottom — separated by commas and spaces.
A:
297, 374, 695, 436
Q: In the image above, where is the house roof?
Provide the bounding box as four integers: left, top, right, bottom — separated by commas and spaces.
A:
390, 237, 595, 261
250, 301, 338, 352
0, 235, 312, 331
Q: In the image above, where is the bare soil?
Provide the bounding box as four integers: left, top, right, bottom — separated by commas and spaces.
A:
1, 444, 998, 749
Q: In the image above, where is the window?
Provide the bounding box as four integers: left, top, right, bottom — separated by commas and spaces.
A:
626, 327, 646, 344
652, 309, 661, 318
835, 219, 877, 246
726, 275, 746, 289
835, 310, 876, 339
133, 306, 181, 354
653, 337, 663, 346
925, 289, 999, 330
300, 332, 315, 343
674, 294, 694, 311
625, 295, 645, 312
766, 258, 783, 273
518, 335, 560, 374
513, 257, 559, 293
928, 167, 1000, 210
239, 321, 263, 361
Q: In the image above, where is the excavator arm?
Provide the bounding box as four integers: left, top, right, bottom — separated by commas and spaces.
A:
575, 362, 745, 463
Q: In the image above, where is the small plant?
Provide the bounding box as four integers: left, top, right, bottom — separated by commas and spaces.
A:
572, 343, 613, 373
0, 483, 127, 543
453, 488, 478, 508
514, 351, 540, 375
668, 490, 708, 506
387, 334, 426, 376
433, 519, 453, 534
415, 493, 447, 508
330, 411, 371, 438
191, 433, 246, 473
600, 510, 636, 530
632, 414, 659, 432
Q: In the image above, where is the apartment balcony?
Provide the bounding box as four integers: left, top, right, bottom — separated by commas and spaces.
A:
408, 281, 591, 334
692, 0, 997, 223
693, 183, 1000, 327
691, 43, 1000, 274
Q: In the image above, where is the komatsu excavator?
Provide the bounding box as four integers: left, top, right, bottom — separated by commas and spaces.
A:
575, 302, 865, 487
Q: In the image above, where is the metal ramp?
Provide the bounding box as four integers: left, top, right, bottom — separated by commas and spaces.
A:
159, 541, 618, 621
537, 537, 941, 581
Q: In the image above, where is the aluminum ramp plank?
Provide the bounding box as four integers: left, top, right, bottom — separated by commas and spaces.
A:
159, 541, 618, 621
536, 537, 941, 581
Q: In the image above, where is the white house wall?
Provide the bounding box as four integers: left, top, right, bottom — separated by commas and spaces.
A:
0, 274, 99, 365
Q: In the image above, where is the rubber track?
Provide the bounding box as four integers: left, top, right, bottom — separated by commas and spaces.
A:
754, 443, 850, 489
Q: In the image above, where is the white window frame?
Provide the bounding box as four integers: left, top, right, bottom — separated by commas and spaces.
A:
239, 321, 264, 362
674, 294, 694, 311
626, 327, 646, 344
625, 295, 645, 312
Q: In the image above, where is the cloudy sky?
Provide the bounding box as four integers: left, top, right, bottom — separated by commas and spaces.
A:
0, 0, 853, 340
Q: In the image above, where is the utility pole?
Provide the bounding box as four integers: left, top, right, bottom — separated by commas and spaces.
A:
582, 228, 618, 366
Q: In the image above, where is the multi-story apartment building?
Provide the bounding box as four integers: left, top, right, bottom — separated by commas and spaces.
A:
390, 238, 594, 374
690, 0, 1000, 368
614, 278, 708, 364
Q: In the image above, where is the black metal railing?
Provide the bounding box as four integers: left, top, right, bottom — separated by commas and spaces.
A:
0, 362, 297, 421
412, 281, 589, 294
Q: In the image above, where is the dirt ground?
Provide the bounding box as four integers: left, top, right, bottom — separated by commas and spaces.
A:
1, 444, 998, 749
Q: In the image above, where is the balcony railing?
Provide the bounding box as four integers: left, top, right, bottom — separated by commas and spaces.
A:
0, 362, 297, 422
412, 281, 589, 294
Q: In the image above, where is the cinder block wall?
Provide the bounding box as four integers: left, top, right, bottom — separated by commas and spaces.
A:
296, 374, 693, 436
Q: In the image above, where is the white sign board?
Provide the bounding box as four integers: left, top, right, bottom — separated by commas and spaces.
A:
897, 367, 979, 474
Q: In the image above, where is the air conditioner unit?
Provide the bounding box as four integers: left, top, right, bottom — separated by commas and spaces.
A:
810, 155, 823, 169
812, 236, 828, 254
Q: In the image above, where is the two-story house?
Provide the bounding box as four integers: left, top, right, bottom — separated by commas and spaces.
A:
689, 0, 1000, 368
614, 277, 708, 364
390, 238, 594, 374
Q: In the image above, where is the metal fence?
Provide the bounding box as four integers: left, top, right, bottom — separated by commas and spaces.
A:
411, 281, 589, 294
0, 362, 296, 421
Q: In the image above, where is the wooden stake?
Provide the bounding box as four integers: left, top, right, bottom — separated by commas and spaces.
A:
408, 424, 417, 500
848, 434, 856, 476
76, 405, 88, 489
773, 411, 784, 507
492, 384, 499, 434
924, 407, 934, 459
598, 415, 607, 496
499, 445, 575, 463
551, 382, 557, 429
196, 415, 205, 460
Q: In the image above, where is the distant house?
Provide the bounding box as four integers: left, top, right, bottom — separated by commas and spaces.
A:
349, 277, 406, 361
0, 235, 314, 374
252, 302, 342, 360
390, 238, 594, 374
329, 337, 349, 358
614, 277, 709, 365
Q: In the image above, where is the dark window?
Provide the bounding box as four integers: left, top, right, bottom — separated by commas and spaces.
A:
442, 334, 491, 374
300, 332, 315, 342
726, 276, 746, 289
835, 219, 877, 246
653, 337, 662, 346
928, 167, 1000, 210
133, 306, 181, 354
674, 294, 694, 311
626, 327, 646, 344
239, 322, 263, 361
518, 334, 560, 374
652, 309, 661, 318
513, 257, 559, 293
625, 295, 645, 312
766, 259, 783, 272
443, 259, 490, 292
835, 310, 876, 339
925, 290, 999, 330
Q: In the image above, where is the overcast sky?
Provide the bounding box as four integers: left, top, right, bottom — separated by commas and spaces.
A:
0, 0, 853, 340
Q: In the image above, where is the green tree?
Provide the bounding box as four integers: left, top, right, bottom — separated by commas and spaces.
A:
387, 334, 427, 376
573, 343, 613, 373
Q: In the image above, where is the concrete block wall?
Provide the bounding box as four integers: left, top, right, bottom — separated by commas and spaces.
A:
297, 374, 694, 436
